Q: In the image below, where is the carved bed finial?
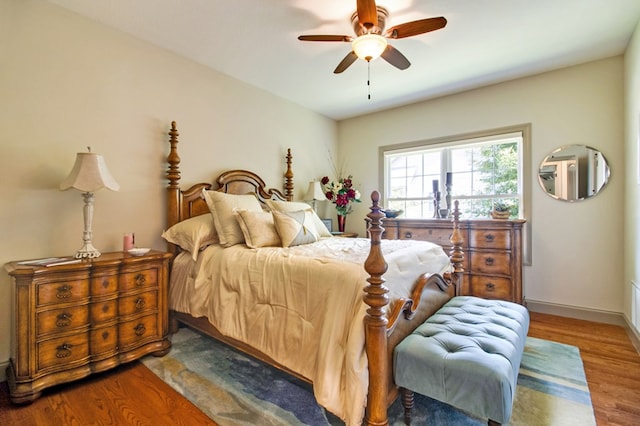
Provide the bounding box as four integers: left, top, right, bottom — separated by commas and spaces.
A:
167, 121, 181, 189
449, 200, 464, 295
363, 190, 390, 426
284, 148, 294, 201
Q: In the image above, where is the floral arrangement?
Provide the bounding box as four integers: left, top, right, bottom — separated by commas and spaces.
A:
320, 175, 361, 216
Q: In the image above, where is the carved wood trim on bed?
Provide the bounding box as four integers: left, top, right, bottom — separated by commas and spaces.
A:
165, 121, 294, 255
364, 194, 463, 425
165, 121, 463, 426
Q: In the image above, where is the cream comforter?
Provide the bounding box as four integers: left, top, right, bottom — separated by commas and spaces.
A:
169, 237, 450, 425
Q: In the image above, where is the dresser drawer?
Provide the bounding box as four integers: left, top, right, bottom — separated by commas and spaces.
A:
468, 230, 510, 250
90, 325, 118, 356
398, 227, 452, 247
120, 268, 158, 292
37, 279, 89, 306
91, 275, 118, 296
37, 334, 88, 371
118, 290, 158, 317
469, 251, 511, 275
469, 276, 512, 300
90, 299, 118, 323
119, 314, 159, 347
37, 305, 89, 337
6, 251, 171, 404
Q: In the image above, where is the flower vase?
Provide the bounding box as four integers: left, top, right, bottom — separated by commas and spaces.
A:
337, 215, 346, 233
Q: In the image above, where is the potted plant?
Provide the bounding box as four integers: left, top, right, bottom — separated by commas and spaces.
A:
490, 202, 511, 219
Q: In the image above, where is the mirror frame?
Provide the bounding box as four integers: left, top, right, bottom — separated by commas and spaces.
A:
538, 144, 610, 202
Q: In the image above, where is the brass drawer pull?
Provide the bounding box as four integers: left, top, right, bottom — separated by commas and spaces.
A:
56, 313, 72, 327
56, 343, 73, 358
485, 234, 495, 243
135, 298, 146, 310
404, 232, 413, 239
485, 257, 495, 266
486, 282, 496, 291
56, 285, 72, 299
135, 274, 146, 287
134, 323, 146, 336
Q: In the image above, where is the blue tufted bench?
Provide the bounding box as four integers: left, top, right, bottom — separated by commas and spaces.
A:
393, 296, 530, 425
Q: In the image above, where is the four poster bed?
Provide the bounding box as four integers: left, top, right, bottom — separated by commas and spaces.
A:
164, 121, 464, 426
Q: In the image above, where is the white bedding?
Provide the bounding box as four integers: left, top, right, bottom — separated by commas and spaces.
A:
169, 237, 450, 425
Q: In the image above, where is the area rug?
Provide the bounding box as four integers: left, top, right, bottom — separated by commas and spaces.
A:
141, 328, 596, 425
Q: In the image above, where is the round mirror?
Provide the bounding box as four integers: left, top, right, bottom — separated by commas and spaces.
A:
538, 145, 610, 201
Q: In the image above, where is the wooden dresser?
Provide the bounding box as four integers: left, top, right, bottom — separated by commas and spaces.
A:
381, 218, 525, 304
4, 250, 172, 403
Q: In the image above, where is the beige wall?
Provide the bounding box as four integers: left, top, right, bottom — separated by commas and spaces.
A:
338, 57, 625, 317
0, 0, 337, 380
624, 20, 640, 329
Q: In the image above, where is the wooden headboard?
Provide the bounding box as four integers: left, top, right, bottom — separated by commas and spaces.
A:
165, 121, 294, 252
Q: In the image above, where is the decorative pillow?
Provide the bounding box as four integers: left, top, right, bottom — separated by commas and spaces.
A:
161, 214, 219, 261
234, 209, 281, 248
265, 200, 332, 237
272, 209, 320, 248
202, 189, 262, 247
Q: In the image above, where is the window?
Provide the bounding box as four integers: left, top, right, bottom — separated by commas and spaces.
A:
381, 125, 530, 220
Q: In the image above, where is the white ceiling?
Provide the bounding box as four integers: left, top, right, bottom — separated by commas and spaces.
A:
47, 0, 640, 120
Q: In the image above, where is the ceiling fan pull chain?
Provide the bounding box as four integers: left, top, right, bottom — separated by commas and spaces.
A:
367, 61, 371, 100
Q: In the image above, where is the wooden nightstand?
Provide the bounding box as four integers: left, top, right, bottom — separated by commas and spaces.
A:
4, 250, 172, 404
331, 231, 359, 238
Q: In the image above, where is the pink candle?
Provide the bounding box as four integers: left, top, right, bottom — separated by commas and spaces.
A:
123, 233, 134, 251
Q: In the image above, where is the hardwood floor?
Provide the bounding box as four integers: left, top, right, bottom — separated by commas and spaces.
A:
1, 312, 639, 425
0, 361, 215, 426
527, 312, 640, 426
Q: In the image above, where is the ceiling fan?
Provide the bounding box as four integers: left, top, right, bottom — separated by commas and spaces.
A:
298, 0, 447, 74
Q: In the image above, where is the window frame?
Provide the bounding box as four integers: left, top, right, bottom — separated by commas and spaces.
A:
378, 123, 532, 265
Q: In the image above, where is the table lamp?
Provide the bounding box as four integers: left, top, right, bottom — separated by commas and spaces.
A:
306, 180, 325, 212
60, 147, 120, 258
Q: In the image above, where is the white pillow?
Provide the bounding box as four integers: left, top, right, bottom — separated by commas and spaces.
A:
234, 209, 281, 248
272, 209, 320, 247
265, 200, 332, 237
161, 214, 219, 261
202, 189, 262, 247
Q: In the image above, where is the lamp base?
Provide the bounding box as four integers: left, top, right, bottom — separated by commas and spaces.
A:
74, 243, 101, 259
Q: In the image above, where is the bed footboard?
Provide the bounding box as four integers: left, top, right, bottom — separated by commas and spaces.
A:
363, 191, 463, 426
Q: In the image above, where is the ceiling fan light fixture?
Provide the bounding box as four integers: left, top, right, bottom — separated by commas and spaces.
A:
352, 34, 387, 61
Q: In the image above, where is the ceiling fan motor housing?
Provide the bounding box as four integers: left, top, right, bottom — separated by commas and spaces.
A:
351, 7, 388, 35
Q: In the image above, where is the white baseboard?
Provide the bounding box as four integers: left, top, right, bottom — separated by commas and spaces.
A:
526, 299, 626, 325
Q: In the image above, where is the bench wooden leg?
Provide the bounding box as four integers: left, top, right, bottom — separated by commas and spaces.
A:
400, 387, 414, 425
488, 420, 502, 426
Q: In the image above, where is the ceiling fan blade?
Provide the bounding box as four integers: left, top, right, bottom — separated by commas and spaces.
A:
381, 45, 410, 70
385, 17, 447, 39
333, 51, 358, 74
298, 35, 352, 42
357, 0, 378, 29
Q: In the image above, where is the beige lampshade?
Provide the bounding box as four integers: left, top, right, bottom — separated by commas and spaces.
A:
306, 180, 325, 201
60, 152, 120, 192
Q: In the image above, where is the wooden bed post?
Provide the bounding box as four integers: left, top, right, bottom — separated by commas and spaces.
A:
166, 121, 182, 253
284, 148, 294, 201
449, 200, 464, 295
363, 191, 390, 426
